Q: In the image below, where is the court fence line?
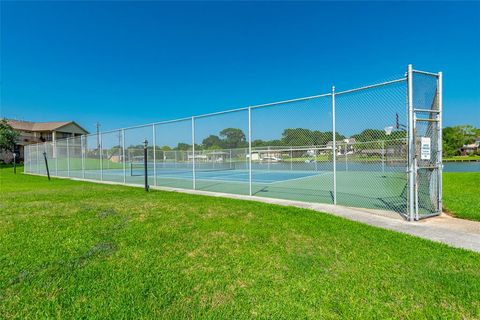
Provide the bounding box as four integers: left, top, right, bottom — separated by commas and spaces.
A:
24, 65, 442, 221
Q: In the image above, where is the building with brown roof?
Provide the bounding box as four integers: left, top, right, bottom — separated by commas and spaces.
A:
459, 138, 480, 156
2, 120, 88, 163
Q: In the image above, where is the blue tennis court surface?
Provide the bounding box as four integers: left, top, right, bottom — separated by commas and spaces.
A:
92, 168, 329, 184
156, 169, 330, 184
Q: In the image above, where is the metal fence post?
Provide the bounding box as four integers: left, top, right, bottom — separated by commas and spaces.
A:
54, 141, 58, 176
290, 147, 293, 170
248, 106, 252, 196
152, 124, 157, 186
407, 64, 415, 221
99, 133, 103, 181
192, 116, 196, 189
345, 143, 348, 172
144, 139, 149, 191
122, 129, 126, 183
45, 143, 48, 174
36, 143, 39, 173
66, 138, 70, 177
437, 71, 443, 214
414, 124, 419, 221
26, 145, 30, 172
332, 86, 337, 205
81, 135, 85, 179
381, 140, 385, 173
267, 146, 270, 171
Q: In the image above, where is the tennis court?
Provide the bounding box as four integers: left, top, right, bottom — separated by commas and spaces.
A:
63, 162, 331, 184
65, 160, 405, 214
129, 161, 328, 183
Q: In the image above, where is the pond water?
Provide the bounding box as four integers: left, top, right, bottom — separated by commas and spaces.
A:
443, 162, 480, 172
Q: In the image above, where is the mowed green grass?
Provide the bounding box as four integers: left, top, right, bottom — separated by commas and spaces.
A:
443, 172, 480, 221
0, 168, 479, 319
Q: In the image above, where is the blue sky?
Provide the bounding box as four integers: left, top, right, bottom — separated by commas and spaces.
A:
1, 1, 479, 140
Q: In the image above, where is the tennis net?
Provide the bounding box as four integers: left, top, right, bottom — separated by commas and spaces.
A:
130, 161, 236, 176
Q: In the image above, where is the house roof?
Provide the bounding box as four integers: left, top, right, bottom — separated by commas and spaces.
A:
6, 120, 89, 133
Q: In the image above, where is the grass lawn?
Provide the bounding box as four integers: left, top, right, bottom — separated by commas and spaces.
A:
443, 172, 480, 221
1, 167, 479, 319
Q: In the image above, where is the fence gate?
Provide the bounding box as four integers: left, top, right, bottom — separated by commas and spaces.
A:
408, 66, 443, 220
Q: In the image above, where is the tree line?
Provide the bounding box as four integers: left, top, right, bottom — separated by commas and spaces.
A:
155, 127, 407, 151
71, 125, 480, 158
443, 125, 480, 157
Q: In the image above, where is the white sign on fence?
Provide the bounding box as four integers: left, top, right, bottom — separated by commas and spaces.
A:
420, 137, 431, 160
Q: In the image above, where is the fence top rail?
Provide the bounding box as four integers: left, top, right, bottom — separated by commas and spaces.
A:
249, 92, 332, 109
412, 69, 440, 77
334, 78, 406, 96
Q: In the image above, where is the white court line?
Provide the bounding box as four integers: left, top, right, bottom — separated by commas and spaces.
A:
200, 171, 250, 180
195, 170, 325, 184
99, 167, 332, 185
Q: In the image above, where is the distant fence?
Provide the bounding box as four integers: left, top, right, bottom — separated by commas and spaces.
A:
24, 65, 442, 220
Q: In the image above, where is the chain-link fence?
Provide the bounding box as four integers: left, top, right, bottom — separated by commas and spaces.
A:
23, 65, 442, 220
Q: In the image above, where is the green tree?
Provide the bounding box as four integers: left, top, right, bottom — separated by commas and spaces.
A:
282, 128, 314, 146
202, 135, 223, 149
282, 128, 345, 147
351, 129, 387, 142
0, 119, 19, 153
442, 125, 479, 157
219, 128, 246, 148
252, 139, 283, 147
175, 143, 191, 151
311, 130, 332, 146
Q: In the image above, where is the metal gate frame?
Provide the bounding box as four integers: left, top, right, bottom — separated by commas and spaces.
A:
407, 64, 443, 221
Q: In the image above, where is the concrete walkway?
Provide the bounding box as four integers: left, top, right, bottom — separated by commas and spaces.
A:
27, 173, 480, 253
